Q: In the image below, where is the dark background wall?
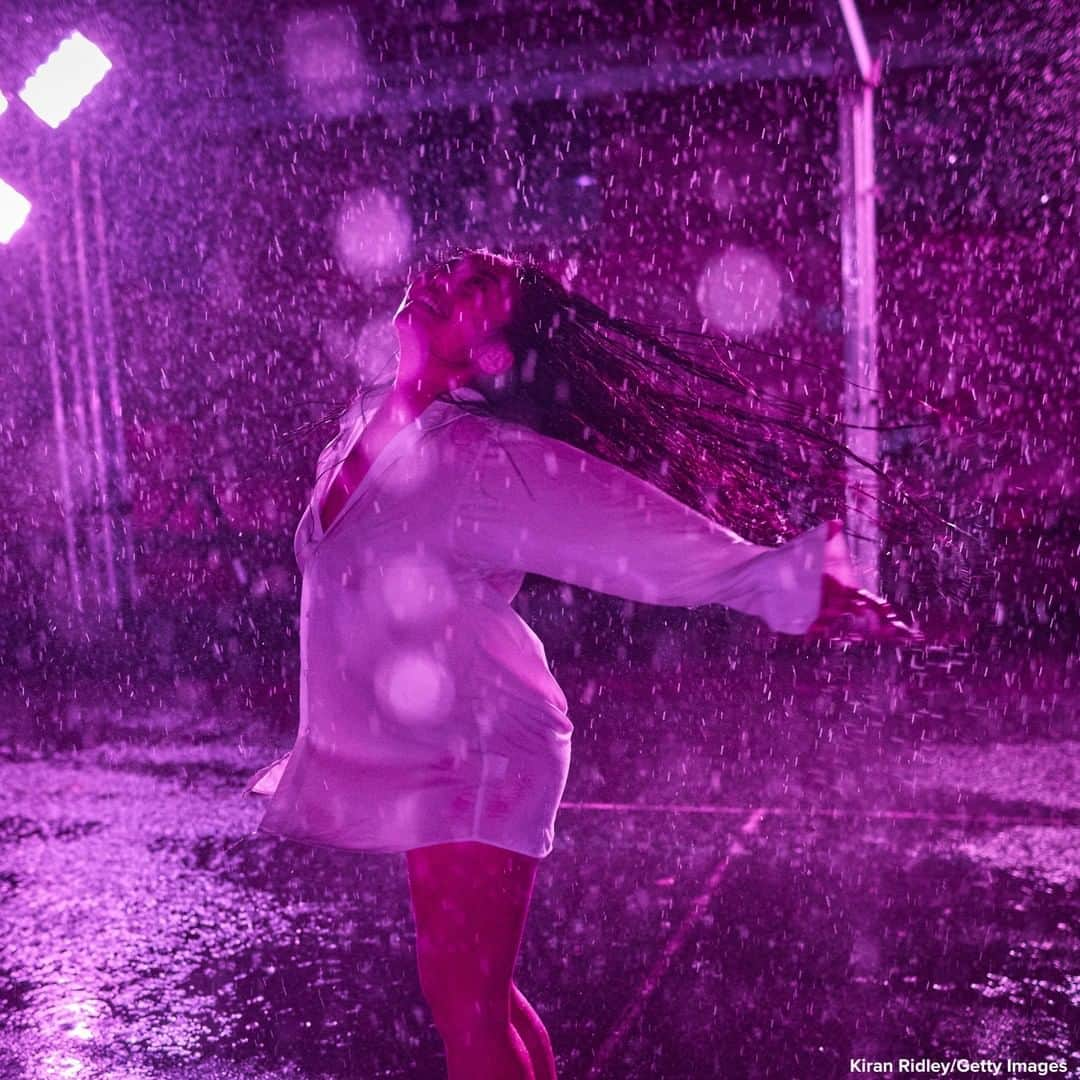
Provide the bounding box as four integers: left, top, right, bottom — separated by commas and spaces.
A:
1, 0, 1075, 717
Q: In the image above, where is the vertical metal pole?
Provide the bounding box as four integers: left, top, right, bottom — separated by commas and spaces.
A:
89, 142, 140, 608
838, 78, 881, 595
69, 125, 120, 609
31, 140, 84, 614
59, 194, 103, 606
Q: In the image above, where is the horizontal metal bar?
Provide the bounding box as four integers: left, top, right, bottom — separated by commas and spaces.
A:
122, 28, 1054, 139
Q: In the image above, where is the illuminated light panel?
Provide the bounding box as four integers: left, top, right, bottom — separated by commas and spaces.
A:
0, 178, 32, 243
18, 31, 112, 129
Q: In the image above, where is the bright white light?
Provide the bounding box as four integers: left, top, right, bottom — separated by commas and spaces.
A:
0, 179, 32, 244
0, 93, 8, 117
332, 187, 412, 283
19, 31, 112, 129
696, 245, 785, 338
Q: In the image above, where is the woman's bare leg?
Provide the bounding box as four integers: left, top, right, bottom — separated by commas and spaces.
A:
511, 981, 557, 1080
407, 840, 554, 1080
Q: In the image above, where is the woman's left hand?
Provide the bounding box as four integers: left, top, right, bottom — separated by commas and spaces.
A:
804, 573, 924, 643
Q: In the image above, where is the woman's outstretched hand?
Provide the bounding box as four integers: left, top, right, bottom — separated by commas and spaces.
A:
804, 573, 924, 644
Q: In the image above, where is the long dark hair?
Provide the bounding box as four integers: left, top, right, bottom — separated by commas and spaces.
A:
289, 245, 957, 548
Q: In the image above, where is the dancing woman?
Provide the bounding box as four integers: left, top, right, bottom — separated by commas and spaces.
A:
245, 248, 920, 1079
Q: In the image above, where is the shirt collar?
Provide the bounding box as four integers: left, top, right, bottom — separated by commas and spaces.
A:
412, 384, 488, 434
447, 385, 487, 403
340, 383, 487, 441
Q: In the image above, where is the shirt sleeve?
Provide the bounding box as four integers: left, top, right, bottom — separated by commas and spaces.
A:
450, 422, 863, 635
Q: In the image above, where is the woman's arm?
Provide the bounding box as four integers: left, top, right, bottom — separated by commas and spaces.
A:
450, 423, 863, 635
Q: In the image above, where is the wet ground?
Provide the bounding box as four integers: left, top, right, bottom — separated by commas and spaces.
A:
0, 637, 1077, 1079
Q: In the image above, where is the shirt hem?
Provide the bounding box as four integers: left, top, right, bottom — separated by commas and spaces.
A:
253, 822, 552, 860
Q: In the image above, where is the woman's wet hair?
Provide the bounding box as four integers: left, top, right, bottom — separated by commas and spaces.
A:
292, 245, 954, 548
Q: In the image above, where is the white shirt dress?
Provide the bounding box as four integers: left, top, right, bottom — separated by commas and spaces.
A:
242, 385, 861, 859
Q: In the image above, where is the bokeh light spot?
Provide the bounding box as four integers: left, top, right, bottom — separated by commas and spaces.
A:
696, 245, 785, 338
373, 648, 455, 726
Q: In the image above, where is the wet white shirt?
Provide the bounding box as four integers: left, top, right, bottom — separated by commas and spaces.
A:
243, 385, 860, 858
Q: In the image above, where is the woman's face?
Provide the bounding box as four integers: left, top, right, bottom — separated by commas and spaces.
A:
392, 253, 520, 386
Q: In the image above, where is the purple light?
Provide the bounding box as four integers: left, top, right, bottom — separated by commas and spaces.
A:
696, 246, 785, 338
333, 187, 413, 282
18, 31, 112, 129
0, 179, 32, 244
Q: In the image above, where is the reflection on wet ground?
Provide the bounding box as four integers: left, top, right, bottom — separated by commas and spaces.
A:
0, 641, 1077, 1078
